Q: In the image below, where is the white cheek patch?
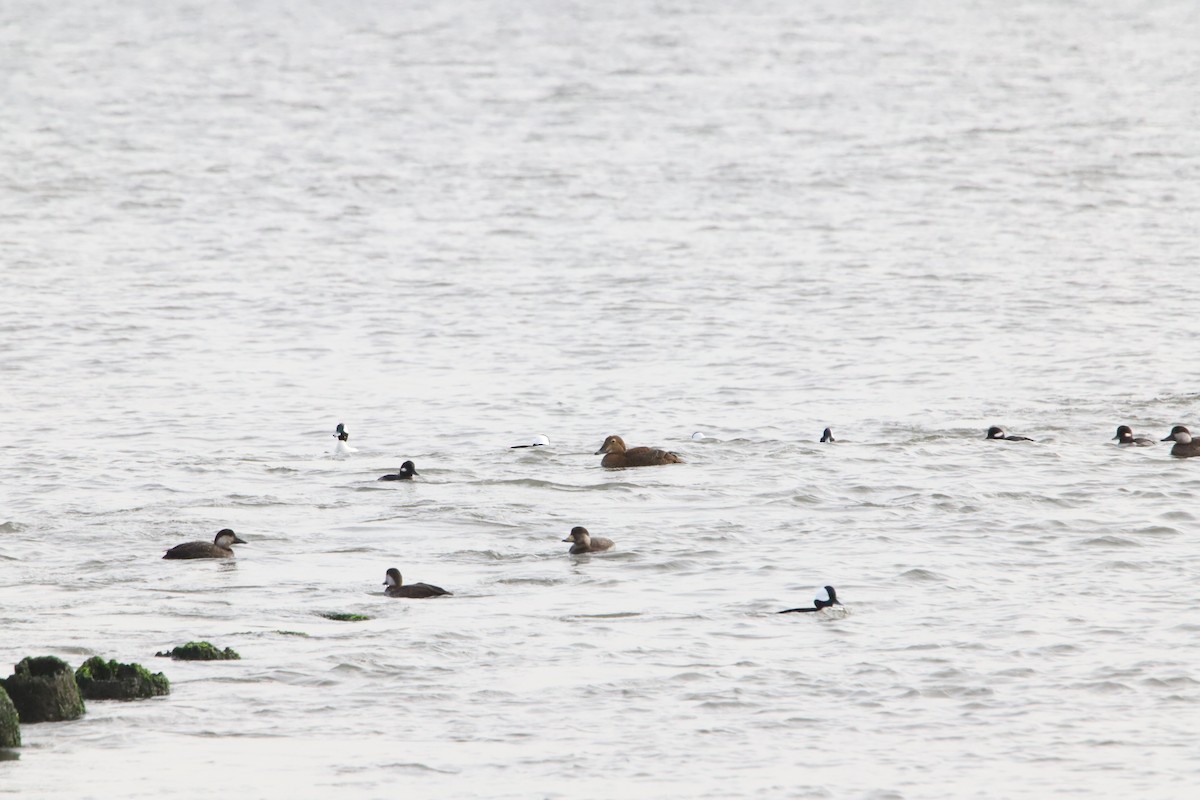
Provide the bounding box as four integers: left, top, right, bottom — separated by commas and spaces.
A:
815, 586, 831, 603
385, 574, 397, 586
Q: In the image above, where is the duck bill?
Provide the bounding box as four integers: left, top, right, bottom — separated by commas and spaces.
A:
232, 536, 247, 544
593, 446, 605, 455
561, 536, 572, 542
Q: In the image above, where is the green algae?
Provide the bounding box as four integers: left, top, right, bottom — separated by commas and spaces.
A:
319, 612, 371, 622
0, 685, 19, 747
74, 657, 170, 701
2, 656, 85, 723
154, 641, 241, 661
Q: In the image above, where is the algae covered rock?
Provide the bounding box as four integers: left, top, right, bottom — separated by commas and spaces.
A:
2, 656, 85, 723
319, 612, 371, 622
155, 641, 240, 661
74, 657, 170, 701
0, 685, 19, 747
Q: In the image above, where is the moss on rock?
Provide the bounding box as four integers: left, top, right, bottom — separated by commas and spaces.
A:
319, 612, 371, 622
154, 641, 240, 661
0, 685, 19, 747
74, 657, 170, 701
2, 656, 85, 723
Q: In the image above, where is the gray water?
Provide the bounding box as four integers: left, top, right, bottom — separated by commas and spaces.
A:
3, 1, 1200, 797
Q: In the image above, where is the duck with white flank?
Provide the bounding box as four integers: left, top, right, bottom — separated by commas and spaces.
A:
332, 423, 356, 456
779, 586, 842, 614
985, 426, 1034, 442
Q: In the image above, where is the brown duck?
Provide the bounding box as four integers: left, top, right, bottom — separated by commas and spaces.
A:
383, 567, 451, 598
163, 529, 246, 560
594, 435, 682, 468
562, 526, 614, 554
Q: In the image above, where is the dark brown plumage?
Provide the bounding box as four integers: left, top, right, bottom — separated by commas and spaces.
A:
163, 529, 246, 560
383, 567, 451, 598
562, 526, 614, 554
594, 435, 682, 468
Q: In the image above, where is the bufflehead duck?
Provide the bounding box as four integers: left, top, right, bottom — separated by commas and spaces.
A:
1161, 425, 1200, 458
779, 585, 842, 614
378, 461, 418, 481
382, 568, 451, 598
594, 435, 682, 468
163, 529, 246, 560
562, 526, 614, 554
1113, 425, 1154, 447
986, 426, 1034, 442
332, 423, 356, 456
509, 434, 550, 449
820, 427, 835, 443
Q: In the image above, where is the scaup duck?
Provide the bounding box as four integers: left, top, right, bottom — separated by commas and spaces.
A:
562, 526, 614, 554
594, 435, 682, 468
163, 529, 246, 560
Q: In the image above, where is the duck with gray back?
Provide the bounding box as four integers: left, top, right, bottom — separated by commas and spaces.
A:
1161, 425, 1200, 457
779, 586, 842, 614
986, 426, 1033, 442
382, 568, 451, 598
1113, 425, 1155, 447
378, 461, 418, 481
594, 435, 682, 468
562, 526, 614, 554
163, 529, 246, 559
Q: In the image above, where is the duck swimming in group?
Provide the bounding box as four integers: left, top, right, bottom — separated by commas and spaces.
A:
562, 526, 614, 554
378, 461, 418, 481
985, 426, 1034, 442
163, 529, 246, 560
778, 585, 842, 614
382, 567, 451, 598
1161, 425, 1200, 458
509, 434, 550, 449
1113, 425, 1155, 447
332, 423, 356, 456
594, 435, 682, 468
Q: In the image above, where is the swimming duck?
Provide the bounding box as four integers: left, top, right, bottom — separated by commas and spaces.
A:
509, 434, 550, 449
1161, 425, 1200, 458
163, 529, 246, 560
332, 423, 356, 456
562, 526, 614, 554
383, 567, 451, 598
594, 435, 682, 468
378, 461, 418, 481
985, 426, 1034, 442
1113, 425, 1154, 447
820, 427, 835, 443
778, 585, 841, 614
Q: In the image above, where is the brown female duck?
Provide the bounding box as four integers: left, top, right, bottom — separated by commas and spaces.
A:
562, 526, 614, 554
594, 435, 682, 468
383, 567, 451, 598
163, 528, 246, 560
